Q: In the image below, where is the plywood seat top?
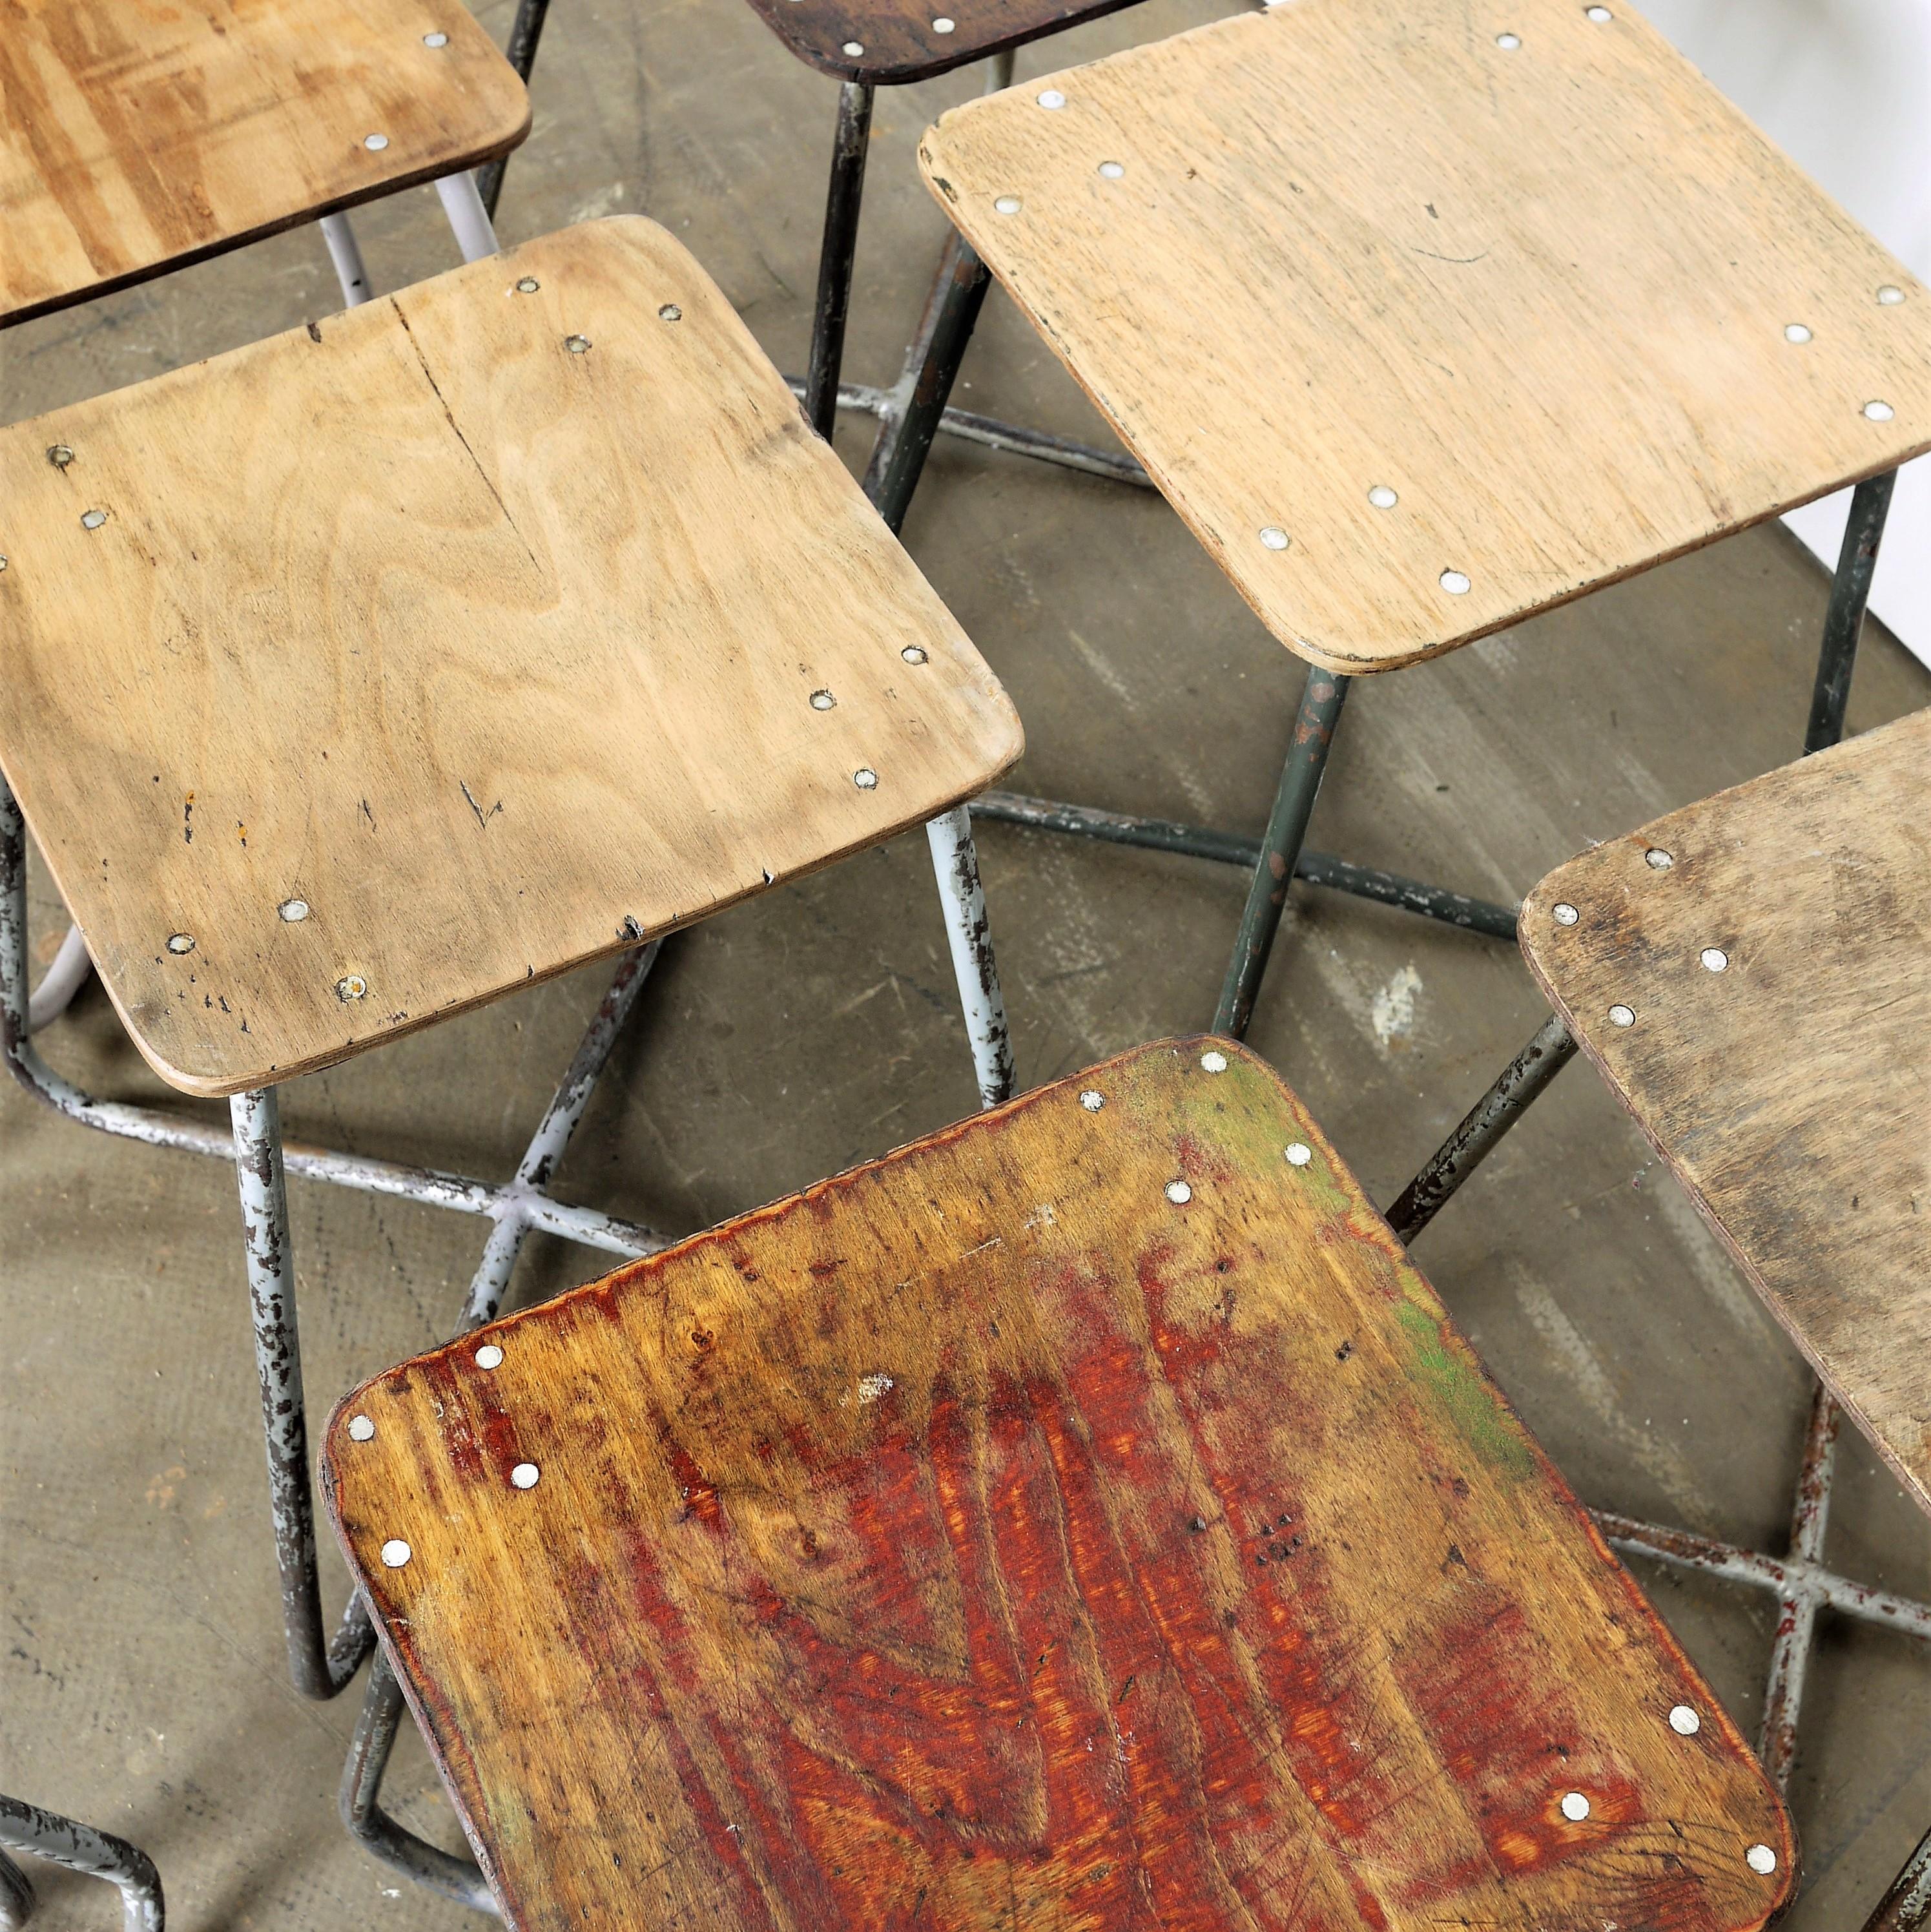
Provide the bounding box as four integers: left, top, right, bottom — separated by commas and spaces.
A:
919, 0, 1931, 674
741, 0, 1143, 86
0, 0, 530, 327
326, 1039, 1792, 1932
0, 218, 1021, 1097
1521, 708, 1931, 1513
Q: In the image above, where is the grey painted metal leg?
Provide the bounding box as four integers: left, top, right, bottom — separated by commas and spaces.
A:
1759, 1380, 1840, 1791
231, 1086, 374, 1700
25, 924, 90, 1034
318, 213, 373, 307
1212, 667, 1348, 1041
0, 1795, 163, 1932
805, 82, 875, 441
1385, 1014, 1578, 1243
477, 0, 554, 216
1805, 468, 1895, 755
433, 172, 501, 264
926, 807, 1015, 1108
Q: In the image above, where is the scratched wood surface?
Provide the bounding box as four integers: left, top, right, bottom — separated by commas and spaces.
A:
1521, 709, 1931, 1515
0, 0, 529, 327
327, 1039, 1793, 1932
918, 0, 1931, 674
0, 218, 1022, 1097
739, 0, 1144, 87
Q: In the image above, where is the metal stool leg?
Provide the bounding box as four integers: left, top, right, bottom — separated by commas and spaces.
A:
477, 0, 555, 218
0, 1794, 163, 1932
318, 214, 373, 307
1805, 468, 1895, 755
805, 81, 876, 440
1868, 1826, 1931, 1932
1212, 667, 1348, 1041
1759, 1380, 1841, 1789
925, 807, 1015, 1108
231, 1086, 374, 1699
434, 172, 502, 264
24, 923, 90, 1034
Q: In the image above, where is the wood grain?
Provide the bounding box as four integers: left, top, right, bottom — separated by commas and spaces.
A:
1521, 709, 1931, 1513
0, 218, 1022, 1097
740, 0, 1146, 88
918, 0, 1931, 674
0, 0, 530, 327
327, 1038, 1793, 1932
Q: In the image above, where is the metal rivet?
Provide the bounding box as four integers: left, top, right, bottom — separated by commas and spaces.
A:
166, 933, 195, 955
1440, 569, 1471, 595
1553, 902, 1579, 926
933, 14, 955, 28
1259, 526, 1290, 550
1784, 322, 1812, 344
348, 1415, 375, 1441
1865, 399, 1896, 421
380, 1539, 411, 1567
1585, 5, 1611, 17
1645, 847, 1673, 869
1079, 1090, 1104, 1111
336, 973, 368, 1001
1879, 284, 1906, 306
1609, 1004, 1636, 1028
515, 276, 541, 293
511, 1462, 540, 1489
901, 645, 928, 664
994, 196, 1022, 215
1560, 1792, 1591, 1821
475, 1344, 504, 1369
565, 335, 592, 354
423, 30, 449, 45
1368, 485, 1398, 509
1037, 88, 1066, 109
1746, 1845, 1778, 1875
1201, 1050, 1228, 1073
1700, 946, 1728, 973
1285, 1143, 1312, 1167
0, 557, 9, 572
1669, 1703, 1701, 1735
278, 898, 309, 922
364, 132, 389, 151
842, 39, 864, 54
658, 303, 681, 321
1496, 30, 1521, 46
47, 444, 73, 469
1098, 160, 1125, 180
809, 689, 836, 710
853, 768, 878, 789
80, 509, 107, 530
1165, 1179, 1192, 1205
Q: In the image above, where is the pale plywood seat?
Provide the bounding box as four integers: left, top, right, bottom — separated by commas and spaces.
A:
1520, 707, 1931, 1510
0, 0, 528, 327
0, 218, 1022, 1097
918, 0, 1931, 673
326, 1039, 1793, 1932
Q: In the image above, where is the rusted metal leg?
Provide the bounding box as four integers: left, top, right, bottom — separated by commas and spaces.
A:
1866, 1825, 1931, 1932
1759, 1380, 1841, 1790
231, 1086, 374, 1700
1212, 667, 1348, 1041
1385, 1015, 1578, 1243
1806, 468, 1895, 755
805, 81, 875, 440
0, 1794, 163, 1932
926, 807, 1015, 1108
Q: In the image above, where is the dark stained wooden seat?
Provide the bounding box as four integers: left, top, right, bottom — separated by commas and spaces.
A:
326, 1038, 1793, 1932
741, 0, 1144, 87
1520, 707, 1931, 1515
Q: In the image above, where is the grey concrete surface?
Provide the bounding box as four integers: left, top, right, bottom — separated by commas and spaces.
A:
3, 0, 1929, 1924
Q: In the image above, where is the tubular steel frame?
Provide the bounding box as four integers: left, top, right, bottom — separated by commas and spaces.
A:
1385, 468, 1931, 1931
0, 1794, 163, 1932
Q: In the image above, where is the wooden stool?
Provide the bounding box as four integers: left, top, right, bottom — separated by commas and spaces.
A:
0, 1793, 162, 1932
1387, 706, 1931, 1926
868, 0, 1930, 1039
0, 217, 1022, 1737
3, 0, 531, 1026
325, 1037, 1793, 1931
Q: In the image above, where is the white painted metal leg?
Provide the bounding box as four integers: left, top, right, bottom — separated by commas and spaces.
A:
925, 805, 1015, 1110
26, 923, 91, 1034
434, 172, 501, 264
319, 213, 374, 306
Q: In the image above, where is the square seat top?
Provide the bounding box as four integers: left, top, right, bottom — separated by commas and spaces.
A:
0, 0, 528, 326
327, 1039, 1792, 1932
1521, 708, 1931, 1513
920, 0, 1931, 672
0, 218, 1021, 1096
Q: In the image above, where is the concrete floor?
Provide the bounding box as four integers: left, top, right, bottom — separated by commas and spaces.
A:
5, 0, 1931, 1924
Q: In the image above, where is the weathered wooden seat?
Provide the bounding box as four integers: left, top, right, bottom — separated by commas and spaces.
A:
327, 1038, 1793, 1932
0, 0, 528, 327
0, 216, 1021, 1099
1519, 705, 1931, 1513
